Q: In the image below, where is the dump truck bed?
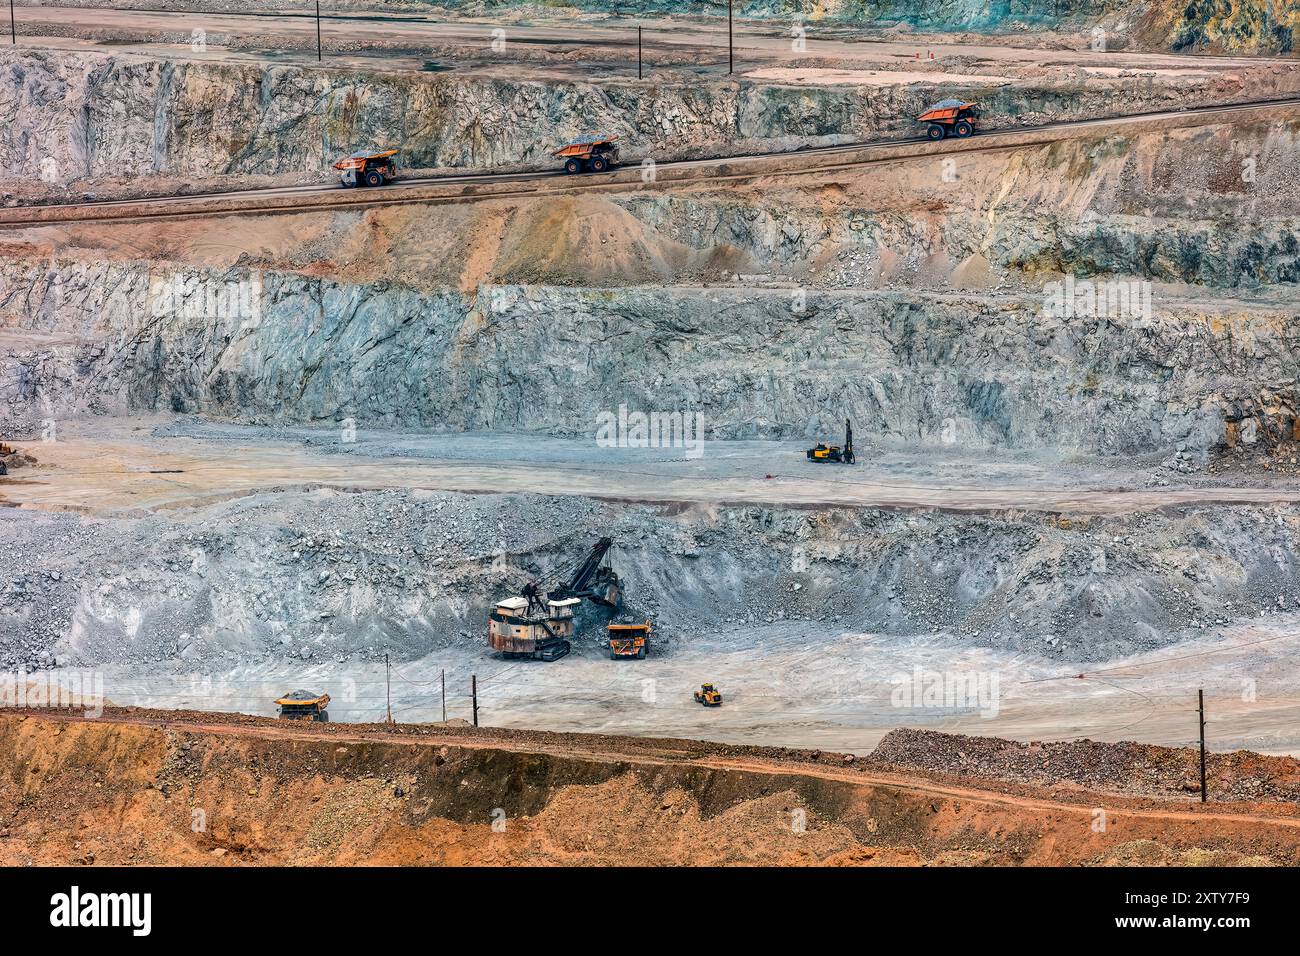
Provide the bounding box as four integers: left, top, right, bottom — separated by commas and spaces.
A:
917, 100, 977, 122
274, 691, 330, 708
333, 148, 399, 171
552, 135, 619, 158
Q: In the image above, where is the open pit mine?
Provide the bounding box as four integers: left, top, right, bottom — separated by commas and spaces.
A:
1, 0, 1299, 895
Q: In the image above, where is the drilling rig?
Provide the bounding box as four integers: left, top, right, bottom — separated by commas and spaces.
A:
487, 537, 622, 661
807, 418, 855, 464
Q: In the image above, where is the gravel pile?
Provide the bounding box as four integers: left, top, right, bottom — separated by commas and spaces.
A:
2, 486, 1300, 670
868, 727, 1300, 803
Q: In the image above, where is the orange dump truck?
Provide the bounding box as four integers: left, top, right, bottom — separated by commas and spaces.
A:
333, 148, 399, 187
552, 135, 620, 174
917, 100, 980, 141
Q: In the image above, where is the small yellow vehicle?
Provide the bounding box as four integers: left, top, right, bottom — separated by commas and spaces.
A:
608, 620, 652, 659
693, 683, 722, 707
807, 419, 855, 464
275, 689, 331, 722
333, 148, 399, 188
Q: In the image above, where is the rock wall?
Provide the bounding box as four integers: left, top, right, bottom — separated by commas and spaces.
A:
3, 260, 1297, 452
0, 48, 1247, 186
4, 486, 1299, 669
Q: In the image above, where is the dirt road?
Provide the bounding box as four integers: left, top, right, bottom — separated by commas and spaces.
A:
5, 422, 1299, 517
16, 5, 1291, 74
19, 705, 1300, 819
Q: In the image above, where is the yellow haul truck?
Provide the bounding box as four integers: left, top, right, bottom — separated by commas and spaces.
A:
607, 620, 652, 659
275, 690, 330, 721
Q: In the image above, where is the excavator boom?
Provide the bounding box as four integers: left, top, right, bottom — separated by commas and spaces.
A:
553, 538, 613, 598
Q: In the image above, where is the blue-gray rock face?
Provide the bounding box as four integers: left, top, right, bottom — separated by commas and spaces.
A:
3, 259, 1296, 453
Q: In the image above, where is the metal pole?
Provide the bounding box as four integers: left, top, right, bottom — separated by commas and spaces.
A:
1198, 689, 1207, 803
728, 0, 733, 75
638, 26, 642, 80
315, 0, 322, 61
471, 674, 478, 727
385, 652, 393, 724
440, 669, 446, 723
9, 0, 15, 46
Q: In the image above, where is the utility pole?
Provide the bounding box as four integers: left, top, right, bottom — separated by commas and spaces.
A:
384, 652, 393, 725
315, 0, 322, 62
637, 26, 642, 80
9, 0, 15, 46
440, 668, 446, 723
471, 674, 479, 727
1198, 689, 1207, 803
727, 0, 733, 75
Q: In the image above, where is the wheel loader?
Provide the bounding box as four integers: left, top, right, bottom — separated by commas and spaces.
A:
693, 683, 722, 706
807, 419, 855, 464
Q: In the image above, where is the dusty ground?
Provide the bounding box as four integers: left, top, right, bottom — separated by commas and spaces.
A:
1, 708, 1297, 866
4, 418, 1300, 516
72, 610, 1300, 757
16, 5, 1292, 79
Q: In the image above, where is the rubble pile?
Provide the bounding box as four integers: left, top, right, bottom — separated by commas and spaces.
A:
2, 484, 1299, 671
869, 728, 1300, 802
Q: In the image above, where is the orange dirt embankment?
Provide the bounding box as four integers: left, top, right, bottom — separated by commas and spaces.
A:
1, 710, 1297, 866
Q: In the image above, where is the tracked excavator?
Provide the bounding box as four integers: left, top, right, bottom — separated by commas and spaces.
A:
487, 537, 622, 661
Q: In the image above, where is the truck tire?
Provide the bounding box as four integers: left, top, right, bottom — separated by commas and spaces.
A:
926, 124, 946, 141
564, 158, 582, 174
363, 169, 385, 187
590, 156, 608, 172
953, 120, 973, 138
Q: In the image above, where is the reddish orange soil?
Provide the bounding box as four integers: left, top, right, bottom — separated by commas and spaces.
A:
0, 708, 1296, 866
